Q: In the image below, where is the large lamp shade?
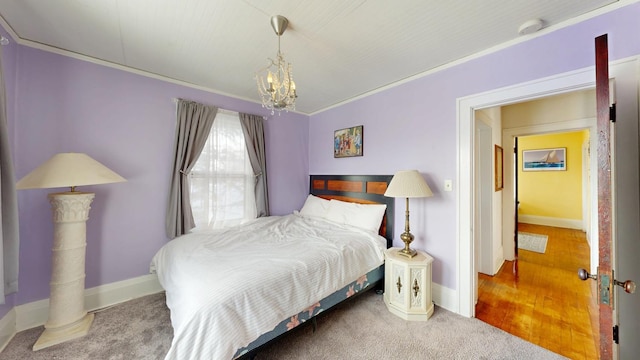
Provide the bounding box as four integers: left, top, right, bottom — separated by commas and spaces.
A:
16, 153, 126, 190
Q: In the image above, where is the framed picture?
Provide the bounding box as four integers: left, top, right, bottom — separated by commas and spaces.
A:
522, 147, 566, 171
334, 125, 363, 158
494, 145, 503, 191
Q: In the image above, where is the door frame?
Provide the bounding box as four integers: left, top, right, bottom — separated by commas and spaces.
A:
456, 65, 599, 317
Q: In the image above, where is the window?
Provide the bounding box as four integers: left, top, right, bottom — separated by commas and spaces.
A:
190, 110, 257, 229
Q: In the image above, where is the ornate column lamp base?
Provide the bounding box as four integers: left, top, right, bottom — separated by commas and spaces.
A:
33, 192, 95, 351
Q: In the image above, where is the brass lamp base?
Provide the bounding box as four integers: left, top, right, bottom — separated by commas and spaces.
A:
398, 231, 417, 258
397, 247, 417, 258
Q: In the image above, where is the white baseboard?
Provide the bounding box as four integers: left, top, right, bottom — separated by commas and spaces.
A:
518, 214, 583, 230
14, 273, 162, 332
0, 308, 16, 352
432, 282, 457, 313
84, 273, 163, 312
14, 297, 48, 334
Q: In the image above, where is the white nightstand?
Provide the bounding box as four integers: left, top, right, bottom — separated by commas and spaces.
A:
384, 247, 434, 321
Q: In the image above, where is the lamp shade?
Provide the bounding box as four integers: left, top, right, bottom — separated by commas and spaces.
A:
16, 153, 126, 190
384, 170, 433, 198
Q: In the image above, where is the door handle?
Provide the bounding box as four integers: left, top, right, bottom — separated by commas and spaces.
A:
578, 268, 597, 281
578, 268, 636, 294
614, 278, 636, 294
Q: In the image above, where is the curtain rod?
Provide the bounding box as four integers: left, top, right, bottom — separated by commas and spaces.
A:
171, 98, 267, 120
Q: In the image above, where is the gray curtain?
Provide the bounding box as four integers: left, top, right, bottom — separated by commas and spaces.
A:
0, 44, 19, 303
239, 113, 270, 217
165, 100, 218, 239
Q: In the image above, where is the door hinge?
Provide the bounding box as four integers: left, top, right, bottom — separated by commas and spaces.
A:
613, 325, 619, 344
610, 104, 616, 123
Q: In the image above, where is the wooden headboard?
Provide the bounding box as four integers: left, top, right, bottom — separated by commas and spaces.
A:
309, 175, 394, 248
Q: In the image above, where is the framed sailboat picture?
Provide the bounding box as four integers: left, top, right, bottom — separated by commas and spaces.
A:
522, 147, 566, 171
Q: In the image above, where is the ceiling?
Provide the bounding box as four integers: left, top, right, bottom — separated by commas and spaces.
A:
0, 0, 624, 114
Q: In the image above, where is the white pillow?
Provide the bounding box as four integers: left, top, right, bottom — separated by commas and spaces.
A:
325, 199, 387, 233
298, 194, 331, 219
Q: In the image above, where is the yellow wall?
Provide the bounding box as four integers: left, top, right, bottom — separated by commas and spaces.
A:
519, 130, 587, 220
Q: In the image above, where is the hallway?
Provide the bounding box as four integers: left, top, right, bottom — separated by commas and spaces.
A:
475, 224, 598, 360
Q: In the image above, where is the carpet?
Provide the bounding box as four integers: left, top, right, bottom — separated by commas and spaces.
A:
518, 232, 548, 253
0, 291, 565, 360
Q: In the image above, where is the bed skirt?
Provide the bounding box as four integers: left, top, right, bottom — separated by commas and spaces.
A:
234, 265, 384, 358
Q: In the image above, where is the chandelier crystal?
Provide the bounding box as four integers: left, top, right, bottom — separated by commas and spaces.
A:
256, 15, 297, 114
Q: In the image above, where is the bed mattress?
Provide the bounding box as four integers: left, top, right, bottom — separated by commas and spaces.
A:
151, 213, 386, 360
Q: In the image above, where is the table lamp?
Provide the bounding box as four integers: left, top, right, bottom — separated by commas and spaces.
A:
16, 153, 125, 350
384, 170, 433, 257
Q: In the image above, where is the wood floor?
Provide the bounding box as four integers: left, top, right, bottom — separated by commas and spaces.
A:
476, 224, 599, 360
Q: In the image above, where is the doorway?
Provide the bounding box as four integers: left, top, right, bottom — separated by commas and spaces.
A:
458, 57, 640, 359
456, 66, 599, 318
476, 118, 598, 358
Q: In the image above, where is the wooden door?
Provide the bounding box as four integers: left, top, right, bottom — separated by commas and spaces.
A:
594, 33, 640, 360
595, 33, 614, 359
513, 137, 518, 275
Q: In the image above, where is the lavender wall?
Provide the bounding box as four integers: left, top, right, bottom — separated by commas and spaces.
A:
5, 44, 309, 306
2, 3, 639, 316
309, 3, 640, 290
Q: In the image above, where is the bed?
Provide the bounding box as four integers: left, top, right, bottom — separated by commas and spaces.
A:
151, 174, 394, 360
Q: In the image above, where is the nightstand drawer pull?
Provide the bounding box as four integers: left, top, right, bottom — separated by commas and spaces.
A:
396, 276, 402, 294
413, 279, 420, 298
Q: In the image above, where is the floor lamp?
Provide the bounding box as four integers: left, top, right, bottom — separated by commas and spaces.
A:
16, 153, 125, 351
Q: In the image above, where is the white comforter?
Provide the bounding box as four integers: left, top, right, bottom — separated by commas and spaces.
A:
151, 213, 386, 360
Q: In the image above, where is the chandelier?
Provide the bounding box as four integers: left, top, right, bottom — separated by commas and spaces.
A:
256, 15, 297, 114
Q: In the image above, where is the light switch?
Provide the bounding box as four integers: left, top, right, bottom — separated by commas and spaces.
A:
444, 180, 453, 192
